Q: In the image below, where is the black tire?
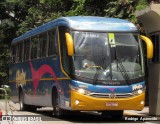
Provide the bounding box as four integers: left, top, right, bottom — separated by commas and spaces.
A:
101, 110, 123, 119
52, 89, 67, 118
19, 90, 27, 111
19, 90, 37, 111
27, 105, 37, 112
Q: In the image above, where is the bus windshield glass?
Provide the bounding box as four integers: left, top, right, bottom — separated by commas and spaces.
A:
72, 31, 144, 83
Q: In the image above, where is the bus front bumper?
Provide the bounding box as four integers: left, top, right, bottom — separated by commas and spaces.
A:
71, 90, 145, 111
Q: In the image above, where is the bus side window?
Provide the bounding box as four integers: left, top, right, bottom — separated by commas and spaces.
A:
24, 39, 30, 61
19, 41, 23, 62
48, 29, 56, 56
15, 43, 23, 63
31, 36, 39, 59
39, 32, 47, 58
15, 44, 18, 63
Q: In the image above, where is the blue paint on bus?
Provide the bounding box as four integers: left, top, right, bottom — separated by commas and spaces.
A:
12, 16, 137, 43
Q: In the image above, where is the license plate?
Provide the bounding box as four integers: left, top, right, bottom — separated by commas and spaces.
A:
106, 102, 118, 107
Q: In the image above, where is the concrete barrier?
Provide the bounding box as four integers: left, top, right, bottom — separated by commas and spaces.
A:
148, 63, 160, 116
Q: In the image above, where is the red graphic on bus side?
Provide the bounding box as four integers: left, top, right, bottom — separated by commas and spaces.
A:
29, 62, 61, 95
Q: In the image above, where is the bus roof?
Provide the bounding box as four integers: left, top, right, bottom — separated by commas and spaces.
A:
12, 16, 138, 43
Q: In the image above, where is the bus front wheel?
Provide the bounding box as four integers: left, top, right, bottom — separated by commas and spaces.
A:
52, 89, 66, 118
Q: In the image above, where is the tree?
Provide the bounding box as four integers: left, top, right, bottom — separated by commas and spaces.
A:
17, 0, 72, 35
0, 0, 16, 85
0, 19, 14, 84
9, 0, 149, 35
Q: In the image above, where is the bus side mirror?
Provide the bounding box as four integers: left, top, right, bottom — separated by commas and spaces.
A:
140, 35, 153, 59
65, 33, 74, 56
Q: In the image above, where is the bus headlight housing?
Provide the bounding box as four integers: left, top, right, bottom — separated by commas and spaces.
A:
77, 88, 85, 94
70, 84, 91, 95
137, 89, 143, 94
132, 89, 144, 96
77, 88, 91, 95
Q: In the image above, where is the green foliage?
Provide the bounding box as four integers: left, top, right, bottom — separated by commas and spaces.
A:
0, 18, 15, 84
0, 41, 10, 84
104, 0, 140, 23
67, 0, 89, 16
7, 0, 149, 35
136, 0, 149, 10
16, 0, 70, 35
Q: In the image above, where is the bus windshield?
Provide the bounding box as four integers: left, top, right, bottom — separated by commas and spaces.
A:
71, 31, 144, 83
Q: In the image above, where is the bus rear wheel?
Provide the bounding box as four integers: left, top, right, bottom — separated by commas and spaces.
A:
19, 90, 37, 111
19, 90, 27, 111
101, 110, 123, 119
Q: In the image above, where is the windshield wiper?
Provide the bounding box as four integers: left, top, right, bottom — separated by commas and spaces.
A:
93, 56, 106, 85
116, 57, 131, 85
115, 52, 131, 85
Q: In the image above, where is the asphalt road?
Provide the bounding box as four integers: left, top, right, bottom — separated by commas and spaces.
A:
0, 100, 159, 124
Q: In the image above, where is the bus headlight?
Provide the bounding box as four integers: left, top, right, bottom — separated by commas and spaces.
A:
78, 88, 85, 94
77, 88, 91, 95
132, 89, 144, 95
70, 84, 91, 95
137, 89, 143, 94
75, 100, 80, 105
140, 101, 144, 105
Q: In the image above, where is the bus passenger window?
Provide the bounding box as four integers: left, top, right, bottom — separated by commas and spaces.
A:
39, 33, 47, 58
31, 36, 39, 59
19, 42, 23, 62
24, 39, 30, 61
48, 29, 56, 56
15, 43, 23, 63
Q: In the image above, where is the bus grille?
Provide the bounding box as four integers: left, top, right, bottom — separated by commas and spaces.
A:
87, 93, 133, 98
